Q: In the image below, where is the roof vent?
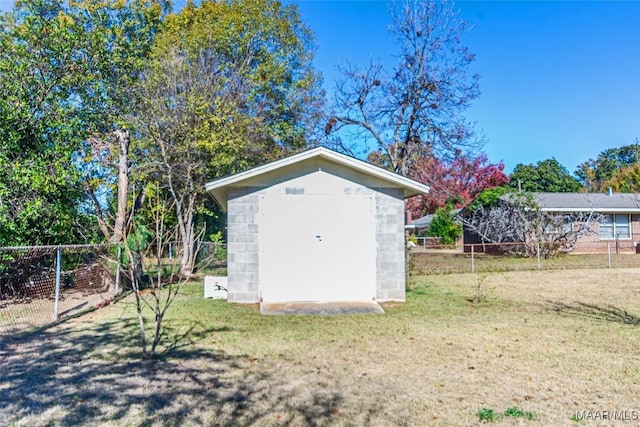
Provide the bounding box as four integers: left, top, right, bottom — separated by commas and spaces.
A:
608, 187, 613, 196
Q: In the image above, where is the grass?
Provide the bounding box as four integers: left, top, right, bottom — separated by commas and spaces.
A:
477, 407, 501, 422
477, 406, 536, 423
2, 268, 640, 426
410, 250, 640, 274
504, 406, 536, 420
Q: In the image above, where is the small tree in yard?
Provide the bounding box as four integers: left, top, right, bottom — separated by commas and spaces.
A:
462, 188, 603, 257
121, 185, 192, 359
428, 200, 462, 245
131, 0, 324, 277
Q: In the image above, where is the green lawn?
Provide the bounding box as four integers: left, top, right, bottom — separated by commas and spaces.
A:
1, 268, 640, 426
410, 250, 640, 274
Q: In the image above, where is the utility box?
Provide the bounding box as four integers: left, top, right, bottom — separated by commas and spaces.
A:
204, 276, 228, 299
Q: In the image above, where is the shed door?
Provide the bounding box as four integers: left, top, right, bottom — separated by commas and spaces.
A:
259, 195, 375, 302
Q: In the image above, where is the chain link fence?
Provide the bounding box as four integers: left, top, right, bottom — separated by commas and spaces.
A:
159, 241, 227, 274
8, 238, 630, 334
409, 241, 640, 275
0, 244, 119, 336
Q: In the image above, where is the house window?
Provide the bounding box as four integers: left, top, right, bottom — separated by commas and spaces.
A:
599, 214, 631, 239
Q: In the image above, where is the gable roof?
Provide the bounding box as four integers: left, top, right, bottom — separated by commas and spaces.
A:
533, 192, 640, 213
410, 214, 434, 229
205, 147, 430, 211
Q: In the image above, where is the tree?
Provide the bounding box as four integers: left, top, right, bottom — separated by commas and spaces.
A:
0, 0, 97, 245
462, 189, 602, 257
427, 200, 462, 244
73, 0, 168, 244
603, 164, 640, 193
575, 140, 640, 192
0, 0, 167, 246
404, 153, 508, 217
121, 183, 188, 359
328, 0, 481, 176
509, 158, 581, 193
132, 0, 324, 276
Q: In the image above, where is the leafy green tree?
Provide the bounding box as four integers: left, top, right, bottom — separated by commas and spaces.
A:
575, 140, 640, 192
132, 0, 324, 275
0, 0, 94, 245
427, 201, 462, 245
466, 186, 511, 211
73, 0, 168, 243
509, 158, 581, 193
603, 164, 640, 193
0, 0, 166, 246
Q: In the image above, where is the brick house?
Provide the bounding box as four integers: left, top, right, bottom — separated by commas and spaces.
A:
463, 192, 640, 253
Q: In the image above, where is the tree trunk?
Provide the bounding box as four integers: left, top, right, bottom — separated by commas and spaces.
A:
112, 129, 130, 243
177, 195, 197, 277
133, 288, 148, 357
86, 182, 111, 239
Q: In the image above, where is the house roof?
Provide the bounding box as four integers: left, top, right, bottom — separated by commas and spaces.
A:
205, 146, 430, 211
410, 214, 434, 228
408, 208, 463, 229
532, 192, 640, 213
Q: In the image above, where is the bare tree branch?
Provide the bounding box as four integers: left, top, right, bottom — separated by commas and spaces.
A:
461, 193, 604, 257
329, 0, 482, 175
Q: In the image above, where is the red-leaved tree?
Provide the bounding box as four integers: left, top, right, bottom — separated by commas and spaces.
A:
407, 153, 509, 218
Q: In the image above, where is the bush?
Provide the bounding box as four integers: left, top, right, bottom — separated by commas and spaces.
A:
428, 207, 461, 244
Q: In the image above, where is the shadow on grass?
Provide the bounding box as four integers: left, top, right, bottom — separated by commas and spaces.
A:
0, 316, 343, 426
547, 301, 640, 326
158, 322, 234, 357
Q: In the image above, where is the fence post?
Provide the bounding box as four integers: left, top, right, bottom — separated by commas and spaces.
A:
536, 242, 541, 271
471, 245, 475, 273
607, 241, 612, 268
115, 245, 121, 294
53, 245, 62, 320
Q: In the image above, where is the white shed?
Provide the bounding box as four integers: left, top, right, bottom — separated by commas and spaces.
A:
205, 147, 429, 305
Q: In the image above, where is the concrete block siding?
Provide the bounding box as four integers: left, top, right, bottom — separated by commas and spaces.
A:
225, 172, 407, 303
374, 188, 406, 301
226, 189, 262, 303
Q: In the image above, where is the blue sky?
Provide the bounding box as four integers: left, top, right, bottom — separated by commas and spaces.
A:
289, 1, 640, 173
1, 0, 638, 174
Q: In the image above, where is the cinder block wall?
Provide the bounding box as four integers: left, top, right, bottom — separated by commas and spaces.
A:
373, 188, 406, 301
226, 187, 263, 303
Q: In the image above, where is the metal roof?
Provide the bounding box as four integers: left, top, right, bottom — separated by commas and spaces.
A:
411, 214, 434, 228
205, 147, 430, 211
532, 192, 640, 213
